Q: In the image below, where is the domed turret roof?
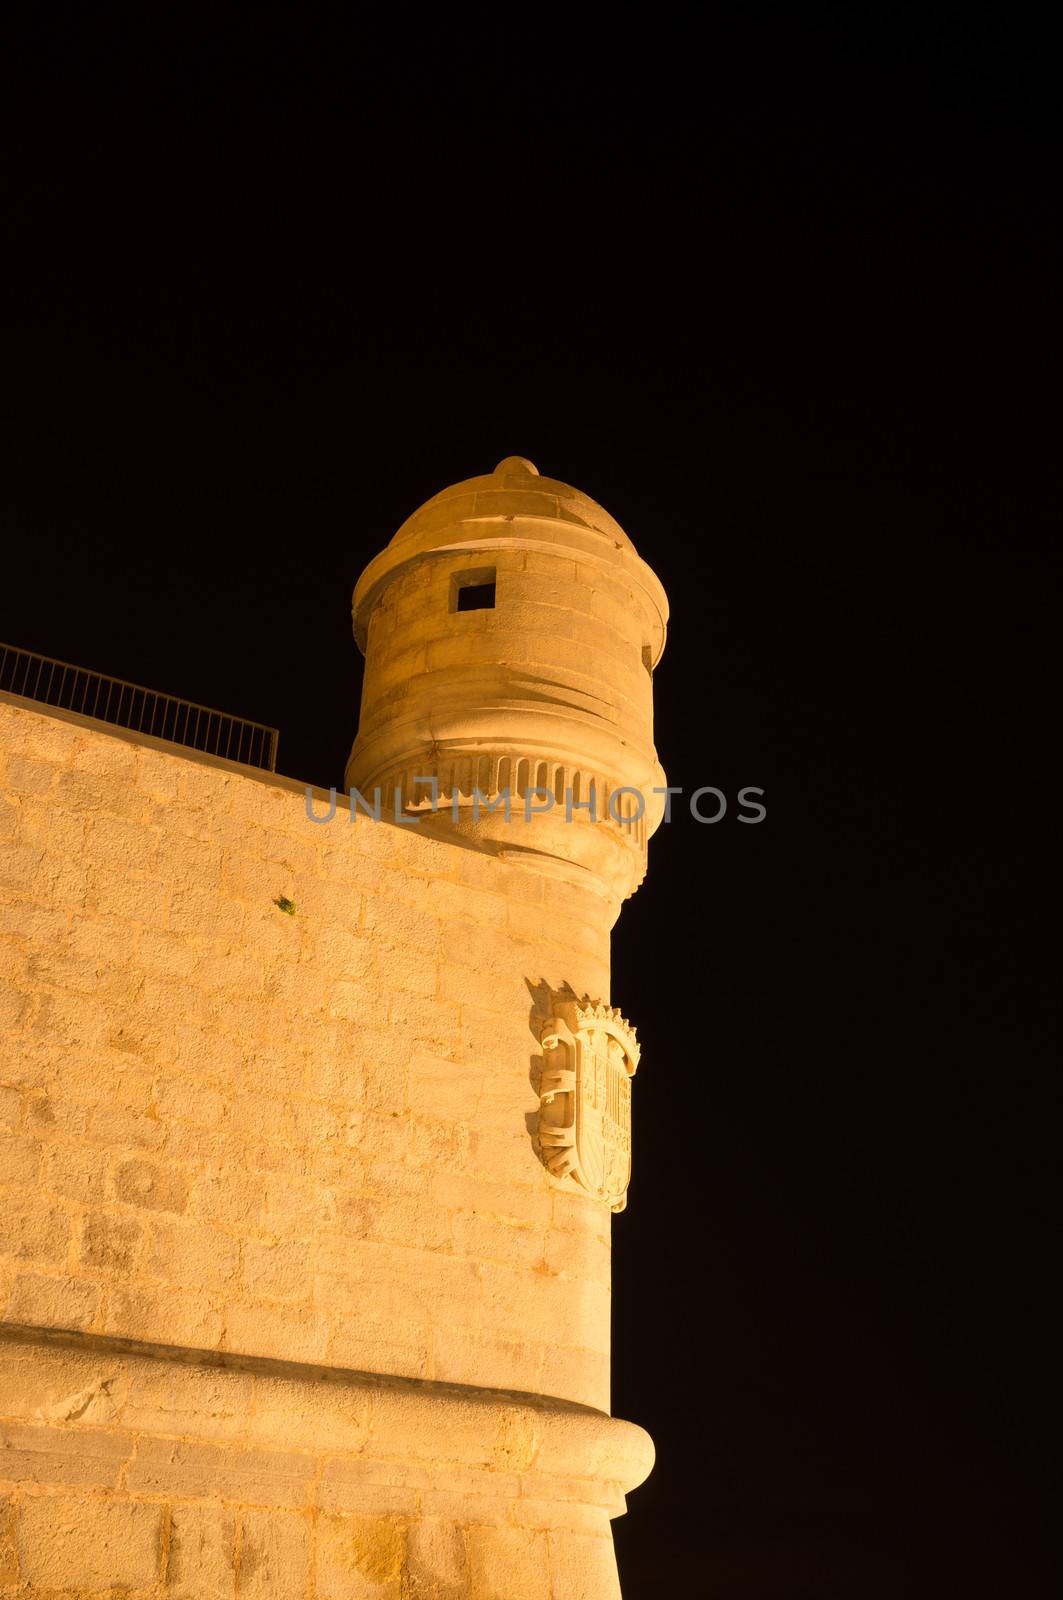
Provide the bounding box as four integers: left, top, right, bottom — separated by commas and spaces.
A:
388, 456, 636, 554
352, 456, 667, 659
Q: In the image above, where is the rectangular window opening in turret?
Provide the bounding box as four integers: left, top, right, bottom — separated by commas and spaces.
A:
641, 644, 654, 675
451, 567, 497, 612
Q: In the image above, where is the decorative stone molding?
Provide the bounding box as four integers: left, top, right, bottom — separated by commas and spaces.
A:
0, 1329, 654, 1597
537, 997, 640, 1213
392, 755, 648, 848
0, 1327, 654, 1497
364, 754, 653, 906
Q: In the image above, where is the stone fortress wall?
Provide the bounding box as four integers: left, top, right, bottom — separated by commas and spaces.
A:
0, 697, 649, 1595
0, 456, 667, 1597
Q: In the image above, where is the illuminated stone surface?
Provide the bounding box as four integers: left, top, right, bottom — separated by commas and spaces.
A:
0, 461, 668, 1596
347, 457, 669, 910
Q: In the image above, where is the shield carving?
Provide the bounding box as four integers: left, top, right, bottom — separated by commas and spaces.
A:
537, 998, 640, 1212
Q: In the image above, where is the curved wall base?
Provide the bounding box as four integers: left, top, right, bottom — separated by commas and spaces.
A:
0, 1326, 653, 1598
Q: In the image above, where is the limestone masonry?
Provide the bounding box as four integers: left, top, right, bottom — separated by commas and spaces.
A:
0, 458, 669, 1597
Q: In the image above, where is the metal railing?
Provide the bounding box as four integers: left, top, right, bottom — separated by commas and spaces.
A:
0, 641, 279, 772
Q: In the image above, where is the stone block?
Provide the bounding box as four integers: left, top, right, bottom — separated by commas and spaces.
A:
0, 898, 67, 943
451, 1211, 545, 1269
316, 1513, 406, 1600
385, 995, 460, 1057
113, 1155, 191, 1213
430, 1328, 544, 1394
170, 884, 245, 940
88, 1100, 168, 1150
340, 1194, 451, 1252
40, 1139, 111, 1203
545, 1528, 623, 1600
136, 926, 200, 980
240, 1236, 312, 1300
0, 1083, 22, 1125
0, 1130, 40, 1185
154, 1074, 228, 1127
71, 734, 138, 779
0, 978, 28, 1032
539, 1343, 610, 1412
142, 1216, 241, 1290
221, 1298, 330, 1364
93, 871, 171, 924
543, 1226, 611, 1285
235, 1508, 310, 1597
315, 1467, 418, 1518
168, 1503, 236, 1597
325, 1321, 430, 1381
16, 1497, 163, 1589
438, 960, 519, 1014
2, 705, 78, 762
0, 1194, 71, 1261
0, 844, 43, 891
119, 1364, 255, 1444
0, 1421, 129, 1487
0, 1494, 15, 1586
465, 1525, 551, 1600
126, 1436, 312, 1505
430, 1171, 553, 1229
79, 1209, 144, 1274
405, 1519, 469, 1599
102, 1283, 223, 1348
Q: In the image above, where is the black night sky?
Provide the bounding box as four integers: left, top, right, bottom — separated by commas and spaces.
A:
2, 9, 1057, 1596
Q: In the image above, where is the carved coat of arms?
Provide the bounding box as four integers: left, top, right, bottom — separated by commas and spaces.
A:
537, 997, 640, 1212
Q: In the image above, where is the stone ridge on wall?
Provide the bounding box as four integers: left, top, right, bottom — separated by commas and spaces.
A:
0, 1329, 652, 1596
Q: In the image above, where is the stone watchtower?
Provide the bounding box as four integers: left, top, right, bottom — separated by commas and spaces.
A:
0, 458, 669, 1597
347, 455, 668, 911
